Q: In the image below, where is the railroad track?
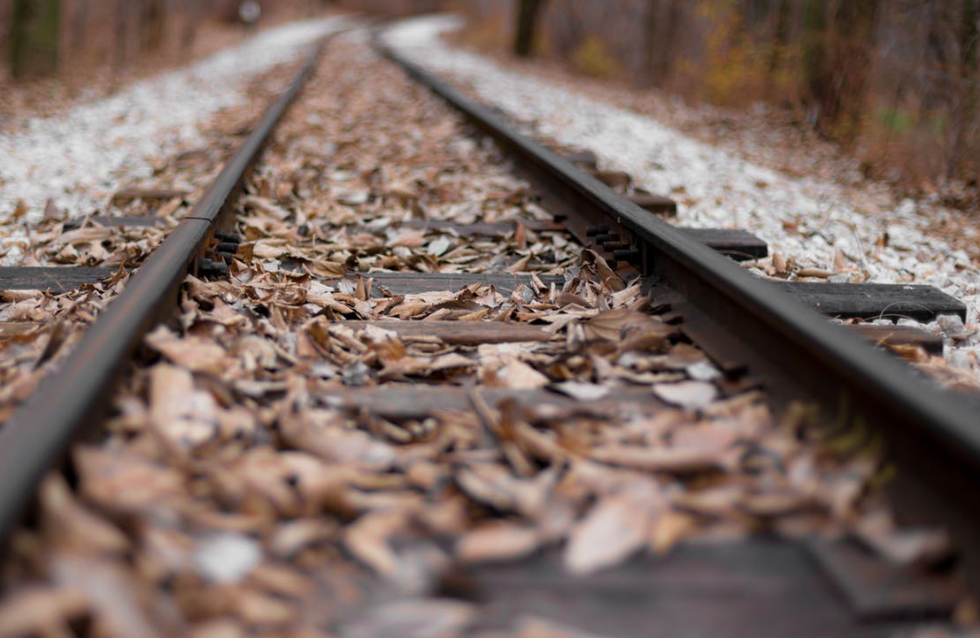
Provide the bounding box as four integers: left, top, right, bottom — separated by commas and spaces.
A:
0, 26, 977, 637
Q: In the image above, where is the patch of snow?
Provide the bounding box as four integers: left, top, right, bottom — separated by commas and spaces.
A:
384, 16, 980, 382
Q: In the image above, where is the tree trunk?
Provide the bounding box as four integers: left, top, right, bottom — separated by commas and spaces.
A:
514, 0, 547, 58
656, 0, 680, 83
114, 0, 131, 68
829, 0, 880, 138
962, 0, 979, 73
0, 0, 10, 65
643, 0, 657, 85
553, 0, 583, 59
948, 0, 979, 177
802, 0, 828, 115
70, 0, 89, 53
140, 0, 165, 52
766, 0, 791, 78
742, 0, 770, 32
805, 0, 880, 139
180, 0, 200, 61
10, 0, 61, 78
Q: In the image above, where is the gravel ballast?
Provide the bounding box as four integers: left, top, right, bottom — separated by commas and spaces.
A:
0, 16, 350, 227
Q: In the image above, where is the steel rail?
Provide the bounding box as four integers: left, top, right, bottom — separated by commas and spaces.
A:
379, 44, 980, 526
0, 35, 335, 545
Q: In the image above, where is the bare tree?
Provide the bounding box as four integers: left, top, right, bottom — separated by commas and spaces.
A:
69, 0, 90, 53
514, 0, 548, 57
656, 0, 680, 84
948, 0, 979, 176
643, 0, 656, 84
10, 0, 61, 78
766, 0, 791, 80
804, 0, 880, 137
114, 0, 132, 68
141, 0, 166, 52
180, 0, 201, 61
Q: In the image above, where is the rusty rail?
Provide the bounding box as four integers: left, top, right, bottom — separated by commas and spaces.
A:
0, 35, 335, 545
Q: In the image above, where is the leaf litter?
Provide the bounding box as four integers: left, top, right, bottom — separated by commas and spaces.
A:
0, 32, 963, 638
0, 57, 308, 425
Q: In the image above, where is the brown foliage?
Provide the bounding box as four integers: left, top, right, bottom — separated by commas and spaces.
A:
2, 0, 324, 79
464, 0, 980, 193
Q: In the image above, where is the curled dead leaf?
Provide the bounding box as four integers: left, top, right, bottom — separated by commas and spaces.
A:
456, 523, 541, 564
565, 480, 662, 575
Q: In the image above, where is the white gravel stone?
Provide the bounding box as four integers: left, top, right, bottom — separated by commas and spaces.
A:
385, 16, 980, 382
0, 15, 350, 261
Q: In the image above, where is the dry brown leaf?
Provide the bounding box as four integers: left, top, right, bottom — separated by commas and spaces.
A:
653, 381, 718, 410
582, 308, 666, 343
551, 381, 610, 401
583, 250, 625, 292
50, 554, 161, 638
650, 511, 700, 554
0, 587, 90, 638
343, 511, 407, 578
564, 480, 662, 575
280, 411, 396, 467
456, 523, 541, 564
40, 474, 129, 555
268, 519, 337, 559
491, 359, 549, 389
145, 326, 229, 375
149, 364, 220, 450
589, 445, 724, 473
74, 446, 185, 514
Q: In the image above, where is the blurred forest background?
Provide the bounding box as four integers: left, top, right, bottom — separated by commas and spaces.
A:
0, 0, 441, 81
2, 0, 979, 195
462, 0, 980, 193
0, 0, 336, 79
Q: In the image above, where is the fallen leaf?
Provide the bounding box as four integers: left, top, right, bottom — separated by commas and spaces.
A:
343, 511, 406, 578
492, 359, 549, 389
551, 381, 610, 401
457, 523, 541, 564
589, 445, 724, 473
565, 480, 662, 575
653, 381, 718, 410
145, 326, 229, 375
583, 308, 668, 344
149, 364, 220, 450
427, 236, 452, 257
650, 511, 700, 554
0, 587, 89, 637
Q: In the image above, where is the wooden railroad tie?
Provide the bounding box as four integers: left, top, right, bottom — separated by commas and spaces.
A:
2, 267, 962, 325
316, 385, 663, 420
